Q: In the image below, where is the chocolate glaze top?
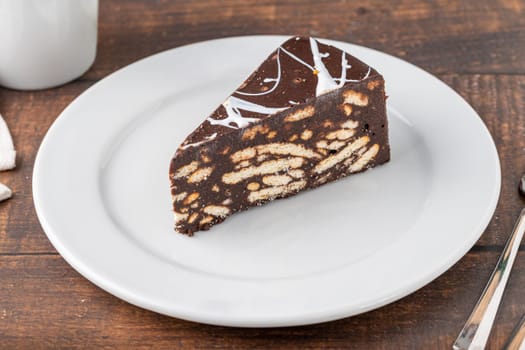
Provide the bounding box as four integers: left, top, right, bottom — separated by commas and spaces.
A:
179, 36, 379, 149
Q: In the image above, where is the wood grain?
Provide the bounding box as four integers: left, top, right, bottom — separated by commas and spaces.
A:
1, 0, 525, 348
84, 0, 525, 81
1, 252, 524, 349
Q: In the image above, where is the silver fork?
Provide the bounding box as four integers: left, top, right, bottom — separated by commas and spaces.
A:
453, 206, 525, 350
504, 314, 525, 350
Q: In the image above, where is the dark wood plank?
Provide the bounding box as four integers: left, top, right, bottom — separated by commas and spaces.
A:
1, 74, 523, 253
1, 0, 525, 348
82, 0, 525, 81
1, 252, 524, 349
0, 0, 525, 349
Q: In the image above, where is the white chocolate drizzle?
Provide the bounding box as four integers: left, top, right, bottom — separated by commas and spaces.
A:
236, 48, 283, 97
335, 66, 371, 83
280, 46, 315, 71
207, 96, 287, 129
205, 38, 371, 130
282, 38, 370, 96
309, 37, 341, 95
180, 133, 218, 150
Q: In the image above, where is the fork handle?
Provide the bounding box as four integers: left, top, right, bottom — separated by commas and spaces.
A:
453, 208, 525, 350
504, 314, 525, 350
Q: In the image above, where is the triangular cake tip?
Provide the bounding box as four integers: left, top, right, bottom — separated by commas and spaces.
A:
170, 36, 390, 235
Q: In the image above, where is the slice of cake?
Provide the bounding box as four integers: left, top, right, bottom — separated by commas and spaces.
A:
169, 36, 390, 235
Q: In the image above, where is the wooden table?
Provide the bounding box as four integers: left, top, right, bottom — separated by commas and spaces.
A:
1, 0, 524, 348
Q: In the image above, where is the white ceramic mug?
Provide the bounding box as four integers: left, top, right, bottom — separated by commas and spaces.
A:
0, 0, 98, 90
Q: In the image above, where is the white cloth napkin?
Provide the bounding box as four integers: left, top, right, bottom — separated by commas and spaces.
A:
0, 113, 16, 171
0, 183, 12, 202
0, 112, 15, 202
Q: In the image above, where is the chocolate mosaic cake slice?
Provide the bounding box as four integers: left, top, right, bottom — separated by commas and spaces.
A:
170, 36, 390, 235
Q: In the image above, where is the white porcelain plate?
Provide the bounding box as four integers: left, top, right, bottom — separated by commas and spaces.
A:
33, 36, 500, 327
